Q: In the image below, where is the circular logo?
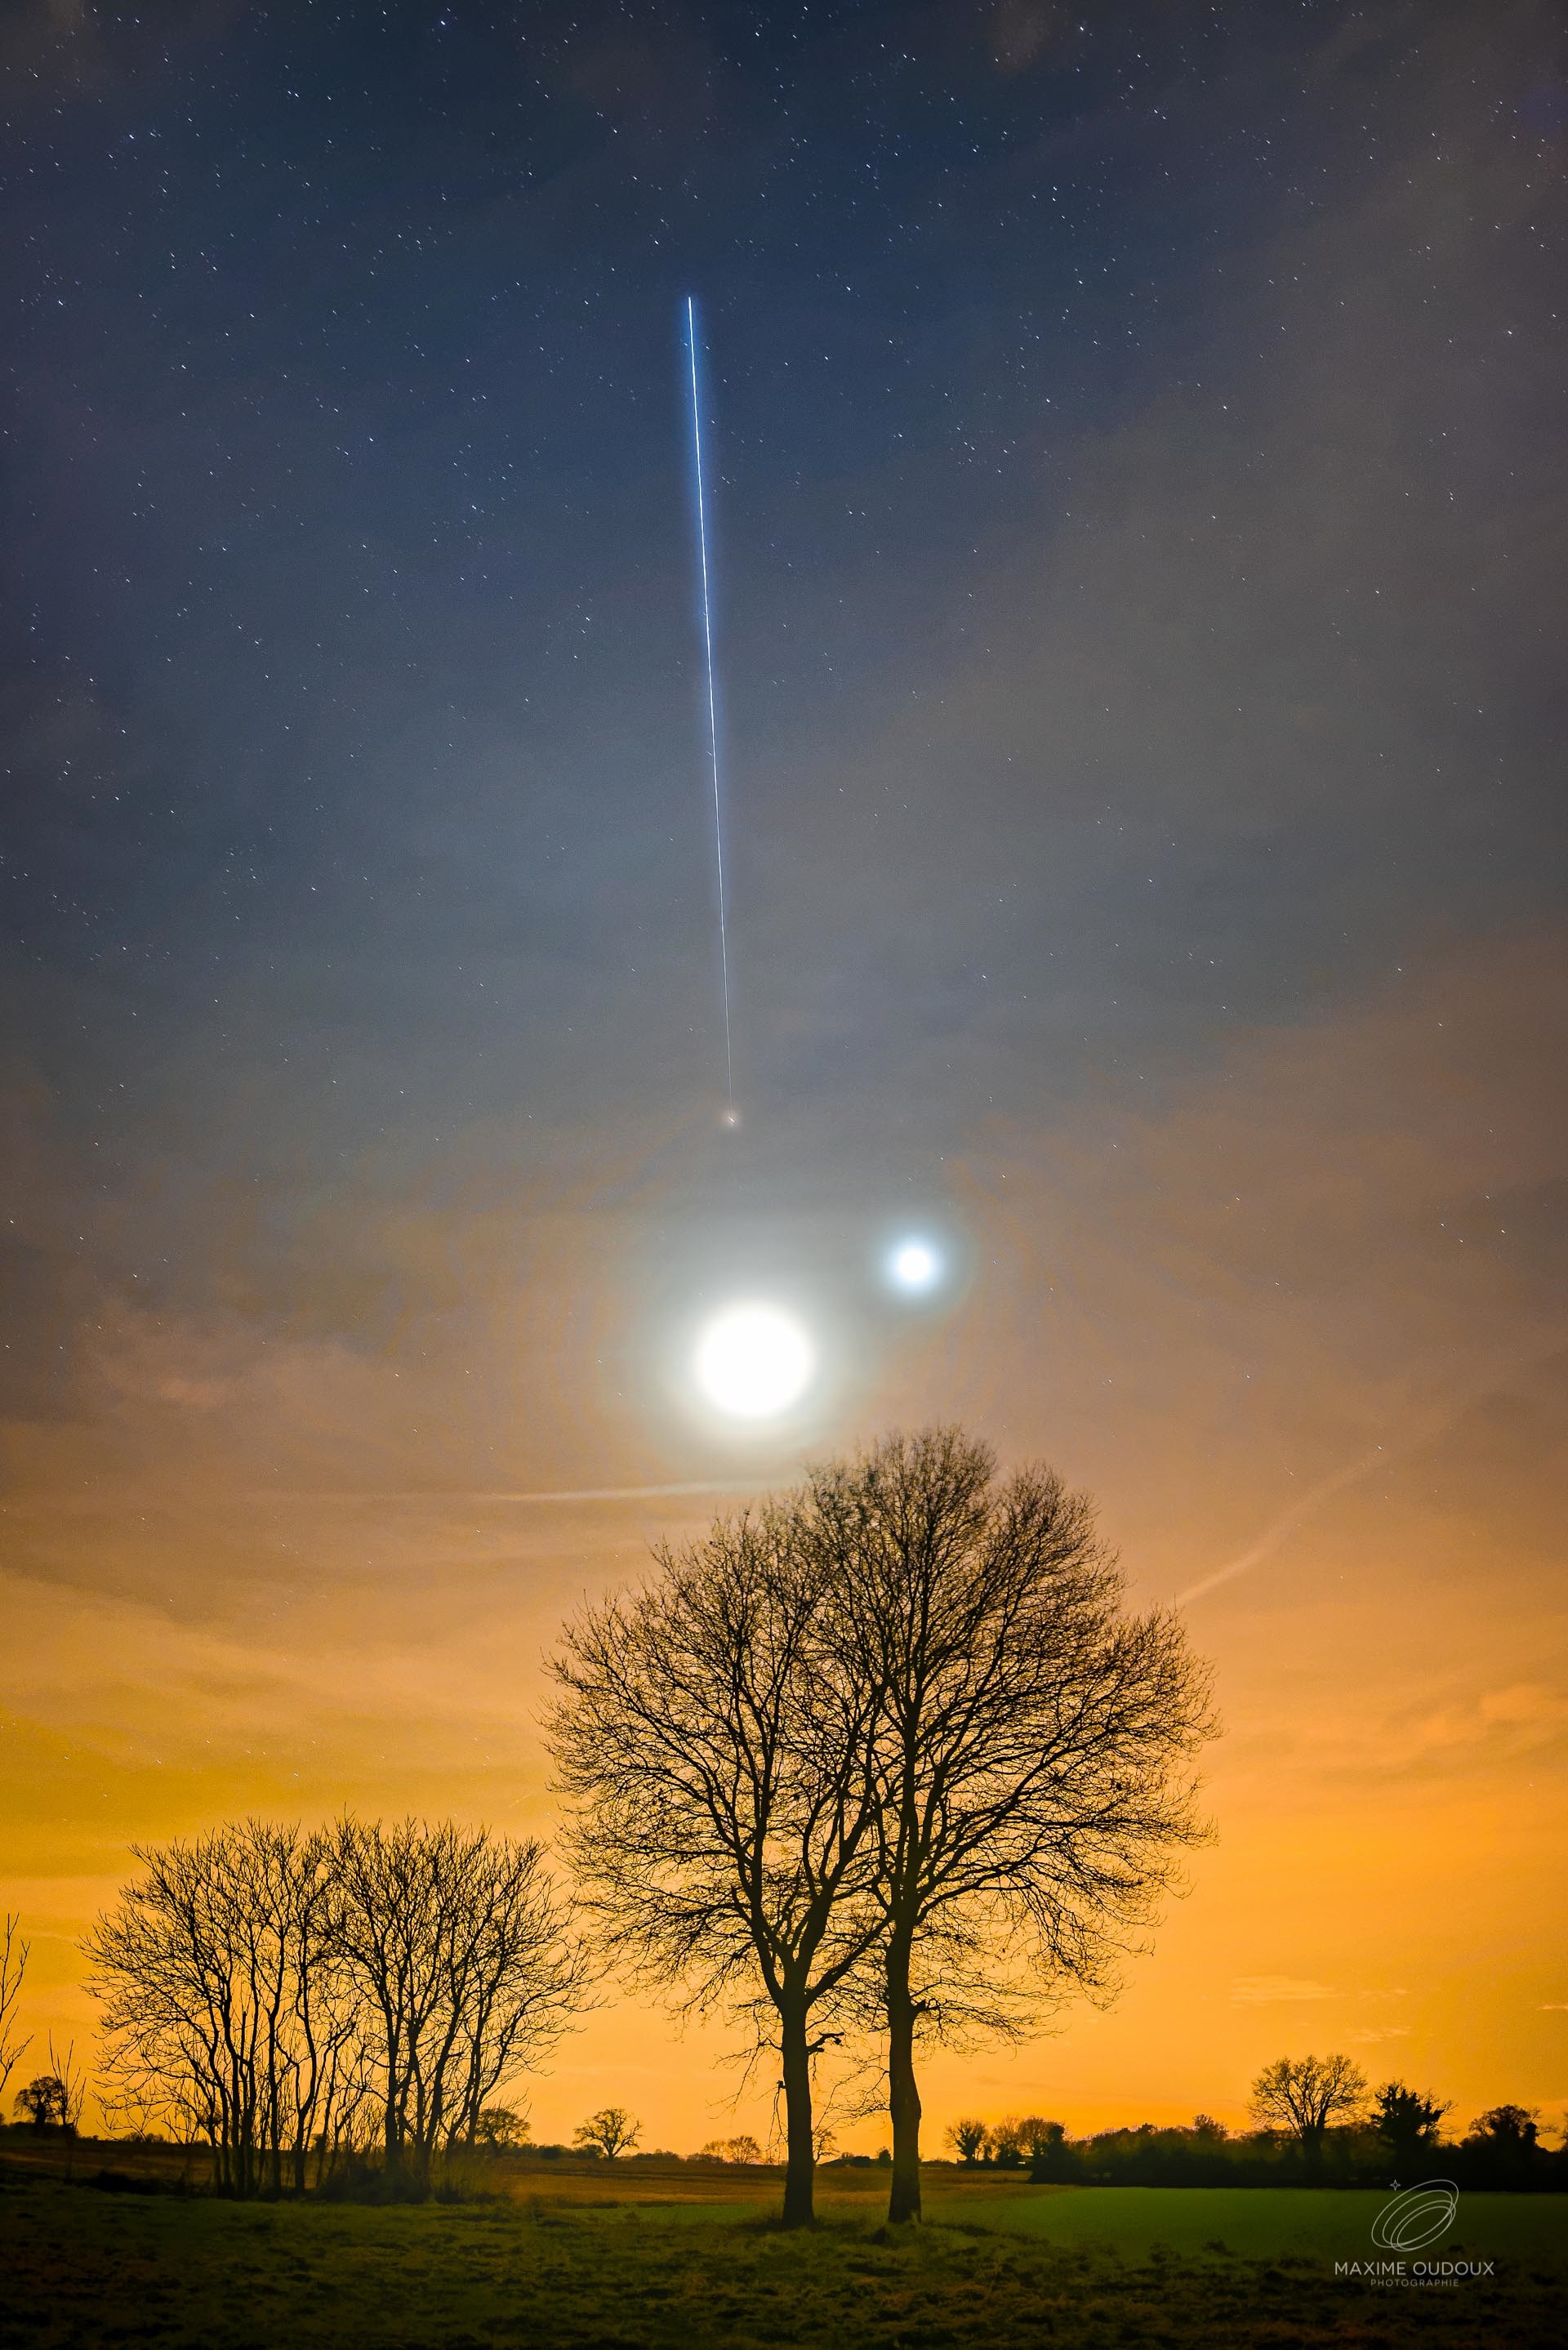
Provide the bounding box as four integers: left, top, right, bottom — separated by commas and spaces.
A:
1370, 2180, 1459, 2253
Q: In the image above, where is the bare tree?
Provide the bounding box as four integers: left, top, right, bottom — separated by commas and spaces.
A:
548, 1507, 886, 2225
697, 2132, 763, 2164
985, 2115, 1022, 2166
0, 1915, 30, 2111
572, 2104, 640, 2159
473, 2103, 530, 2150
989, 2115, 1048, 2169
86, 1818, 581, 2196
945, 2116, 988, 2163
87, 1822, 367, 2193
1250, 2053, 1368, 2169
807, 1429, 1214, 2223
331, 1817, 585, 2184
1013, 2116, 1066, 2164
47, 2034, 89, 2134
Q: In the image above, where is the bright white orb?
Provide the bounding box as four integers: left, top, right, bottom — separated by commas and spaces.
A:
694, 1303, 813, 1420
889, 1239, 941, 1292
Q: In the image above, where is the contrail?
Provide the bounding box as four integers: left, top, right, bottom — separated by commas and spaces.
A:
684, 295, 735, 1112
242, 1481, 757, 1506
1174, 1330, 1565, 1607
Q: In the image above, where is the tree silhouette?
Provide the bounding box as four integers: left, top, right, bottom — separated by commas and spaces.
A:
1250, 2053, 1367, 2169
1466, 2103, 1540, 2179
572, 2105, 641, 2160
331, 1817, 586, 2181
1013, 2116, 1066, 2164
1372, 2080, 1448, 2174
474, 2104, 530, 2150
13, 2074, 67, 2132
808, 1429, 1214, 2222
945, 2116, 987, 2163
549, 1508, 884, 2226
698, 2133, 764, 2164
45, 2035, 88, 2141
0, 1915, 29, 2111
87, 1822, 366, 2194
86, 1817, 585, 2193
1025, 2119, 1073, 2178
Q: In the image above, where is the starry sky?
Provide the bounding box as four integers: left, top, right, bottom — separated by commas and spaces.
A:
3, 0, 1566, 2148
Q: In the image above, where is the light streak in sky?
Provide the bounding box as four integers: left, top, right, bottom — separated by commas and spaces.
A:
1174, 1328, 1565, 1606
684, 295, 735, 1111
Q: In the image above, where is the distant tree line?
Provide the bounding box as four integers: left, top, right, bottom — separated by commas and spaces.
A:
80, 1817, 585, 2196
945, 2060, 1568, 2191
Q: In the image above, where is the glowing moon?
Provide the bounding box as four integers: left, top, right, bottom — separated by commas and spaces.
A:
889, 1237, 941, 1292
694, 1303, 813, 1419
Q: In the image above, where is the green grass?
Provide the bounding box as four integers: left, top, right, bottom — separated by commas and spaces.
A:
1, 2174, 1564, 2348
926, 2183, 1568, 2268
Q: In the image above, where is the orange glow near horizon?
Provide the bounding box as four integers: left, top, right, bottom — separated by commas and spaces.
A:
3, 934, 1564, 2154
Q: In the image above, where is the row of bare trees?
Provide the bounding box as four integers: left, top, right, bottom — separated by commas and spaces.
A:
82, 1818, 585, 2193
549, 1428, 1215, 2226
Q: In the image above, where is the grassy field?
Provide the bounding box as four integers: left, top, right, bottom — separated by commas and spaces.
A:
926, 2183, 1568, 2267
2, 2160, 1564, 2348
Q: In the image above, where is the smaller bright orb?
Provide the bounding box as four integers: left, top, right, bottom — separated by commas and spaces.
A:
695, 1303, 813, 1420
889, 1238, 941, 1292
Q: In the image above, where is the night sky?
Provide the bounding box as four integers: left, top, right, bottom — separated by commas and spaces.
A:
4, 0, 1567, 2143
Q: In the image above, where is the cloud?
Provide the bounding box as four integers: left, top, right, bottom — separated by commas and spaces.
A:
1231, 1978, 1339, 2004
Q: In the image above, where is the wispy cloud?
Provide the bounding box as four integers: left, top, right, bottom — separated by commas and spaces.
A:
1230, 1977, 1338, 2004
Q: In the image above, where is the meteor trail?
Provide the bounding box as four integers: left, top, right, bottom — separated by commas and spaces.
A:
684, 295, 735, 1113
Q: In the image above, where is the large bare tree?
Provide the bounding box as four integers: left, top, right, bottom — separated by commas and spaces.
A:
808, 1429, 1215, 2223
547, 1506, 885, 2225
330, 1817, 585, 2183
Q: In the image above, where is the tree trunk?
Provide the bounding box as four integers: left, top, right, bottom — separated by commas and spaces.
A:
779, 1998, 816, 2227
885, 1932, 922, 2223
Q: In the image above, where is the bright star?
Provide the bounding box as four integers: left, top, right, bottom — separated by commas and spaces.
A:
889, 1239, 941, 1292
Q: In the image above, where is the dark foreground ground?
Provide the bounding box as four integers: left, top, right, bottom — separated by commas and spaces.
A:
2, 2169, 1564, 2349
